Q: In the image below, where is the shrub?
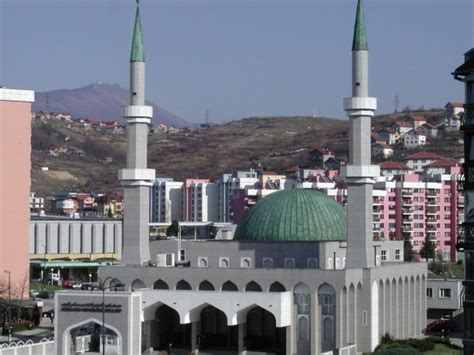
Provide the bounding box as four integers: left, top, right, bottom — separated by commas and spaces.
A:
405, 338, 434, 352
456, 259, 463, 265
374, 344, 421, 355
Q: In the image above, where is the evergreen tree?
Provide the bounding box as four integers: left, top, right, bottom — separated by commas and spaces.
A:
167, 220, 179, 236
420, 234, 436, 261
403, 234, 415, 262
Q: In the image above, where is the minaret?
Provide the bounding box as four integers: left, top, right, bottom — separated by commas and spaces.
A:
342, 0, 378, 269
119, 1, 155, 265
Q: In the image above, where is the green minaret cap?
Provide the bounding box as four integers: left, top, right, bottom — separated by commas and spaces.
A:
352, 0, 368, 51
130, 6, 145, 62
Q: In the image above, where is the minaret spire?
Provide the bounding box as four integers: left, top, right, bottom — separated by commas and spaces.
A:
131, 2, 145, 62
119, 0, 155, 265
352, 0, 368, 51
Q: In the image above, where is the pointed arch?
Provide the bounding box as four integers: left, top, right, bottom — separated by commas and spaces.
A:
109, 278, 125, 291
245, 281, 262, 292
199, 280, 215, 291
293, 282, 310, 294
221, 281, 238, 291
176, 279, 192, 290
153, 279, 169, 290
131, 278, 147, 291
269, 281, 286, 292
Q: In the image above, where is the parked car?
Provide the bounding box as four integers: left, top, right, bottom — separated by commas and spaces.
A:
29, 289, 39, 298
426, 319, 455, 334
69, 280, 83, 289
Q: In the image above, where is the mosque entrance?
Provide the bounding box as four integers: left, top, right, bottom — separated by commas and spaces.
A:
155, 305, 191, 352
66, 321, 120, 355
199, 305, 238, 351
246, 307, 286, 355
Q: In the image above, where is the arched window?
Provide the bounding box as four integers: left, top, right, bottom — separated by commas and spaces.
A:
318, 283, 336, 346
176, 280, 192, 290
285, 258, 295, 269
322, 317, 333, 343
199, 280, 215, 291
307, 258, 318, 269
219, 257, 229, 268
222, 281, 238, 291
198, 257, 208, 268
153, 279, 169, 290
269, 282, 286, 292
131, 279, 147, 291
298, 317, 308, 341
262, 258, 273, 269
245, 281, 262, 292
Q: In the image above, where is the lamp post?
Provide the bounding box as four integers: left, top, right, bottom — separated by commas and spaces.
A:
4, 270, 11, 343
96, 276, 117, 355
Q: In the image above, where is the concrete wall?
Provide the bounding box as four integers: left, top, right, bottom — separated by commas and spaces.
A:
427, 278, 463, 311
0, 88, 34, 299
29, 218, 122, 258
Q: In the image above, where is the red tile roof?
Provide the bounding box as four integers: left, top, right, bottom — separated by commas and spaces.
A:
408, 115, 426, 122
380, 161, 411, 170
404, 152, 444, 160
424, 158, 458, 168
373, 142, 392, 149
393, 120, 413, 128
445, 102, 464, 108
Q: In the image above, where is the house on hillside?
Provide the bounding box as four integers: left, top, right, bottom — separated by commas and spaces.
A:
390, 120, 413, 135
309, 147, 335, 166
404, 152, 444, 172
372, 141, 394, 159
378, 128, 399, 145
416, 123, 438, 138
52, 112, 72, 121
445, 102, 464, 130
423, 159, 460, 177
403, 130, 426, 149
405, 115, 427, 129
379, 161, 413, 176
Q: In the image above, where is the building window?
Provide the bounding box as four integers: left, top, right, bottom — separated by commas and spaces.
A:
219, 257, 229, 268
381, 250, 388, 261
198, 257, 208, 268
285, 258, 296, 269
179, 249, 186, 261
241, 257, 251, 268
439, 288, 451, 298
427, 288, 432, 298
298, 317, 309, 342
327, 258, 333, 269
262, 257, 273, 269
307, 258, 318, 269
395, 249, 401, 260
362, 310, 368, 326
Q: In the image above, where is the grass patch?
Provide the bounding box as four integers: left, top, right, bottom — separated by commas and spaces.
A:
30, 283, 61, 293
424, 343, 462, 355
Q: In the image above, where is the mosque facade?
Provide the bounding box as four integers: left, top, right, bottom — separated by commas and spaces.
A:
54, 1, 427, 354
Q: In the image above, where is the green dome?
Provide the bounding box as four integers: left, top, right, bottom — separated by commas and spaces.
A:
234, 189, 347, 242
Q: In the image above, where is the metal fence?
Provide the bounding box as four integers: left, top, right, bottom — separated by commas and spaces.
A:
0, 338, 54, 355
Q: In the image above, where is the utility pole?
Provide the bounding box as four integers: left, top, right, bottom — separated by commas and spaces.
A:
4, 270, 11, 343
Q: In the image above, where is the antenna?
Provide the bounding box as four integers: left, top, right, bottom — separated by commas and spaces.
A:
394, 92, 399, 113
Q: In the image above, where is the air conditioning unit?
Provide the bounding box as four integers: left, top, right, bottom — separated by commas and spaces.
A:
157, 253, 175, 267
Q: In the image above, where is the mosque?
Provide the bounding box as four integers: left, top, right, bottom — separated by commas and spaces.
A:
54, 1, 427, 354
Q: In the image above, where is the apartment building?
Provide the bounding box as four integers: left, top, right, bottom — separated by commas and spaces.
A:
150, 178, 184, 223
183, 179, 219, 222
29, 192, 45, 213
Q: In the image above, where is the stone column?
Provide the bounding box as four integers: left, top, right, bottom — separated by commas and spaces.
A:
191, 321, 200, 354
238, 322, 246, 355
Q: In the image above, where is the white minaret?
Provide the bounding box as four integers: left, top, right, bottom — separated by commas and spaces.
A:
342, 0, 379, 269
119, 1, 155, 265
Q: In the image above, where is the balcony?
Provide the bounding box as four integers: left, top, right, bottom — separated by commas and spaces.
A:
402, 190, 412, 197
427, 226, 437, 232
426, 219, 437, 225
373, 198, 383, 205
402, 208, 413, 215
403, 199, 413, 206
402, 226, 412, 232
426, 191, 438, 198
426, 199, 437, 207
426, 207, 438, 215
373, 216, 381, 222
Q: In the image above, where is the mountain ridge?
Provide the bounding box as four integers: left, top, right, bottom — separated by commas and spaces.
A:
32, 83, 189, 128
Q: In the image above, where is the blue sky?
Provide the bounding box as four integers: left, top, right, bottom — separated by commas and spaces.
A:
1, 0, 473, 123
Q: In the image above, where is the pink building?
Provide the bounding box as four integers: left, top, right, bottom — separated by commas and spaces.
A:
373, 172, 463, 261
0, 88, 34, 298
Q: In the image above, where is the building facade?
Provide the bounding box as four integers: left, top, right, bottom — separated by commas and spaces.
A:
0, 87, 34, 298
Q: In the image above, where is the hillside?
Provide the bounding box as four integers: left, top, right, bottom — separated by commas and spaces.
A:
30, 109, 461, 196
33, 83, 189, 128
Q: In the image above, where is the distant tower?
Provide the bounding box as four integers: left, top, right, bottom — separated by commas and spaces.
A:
453, 48, 474, 355
394, 92, 399, 113
119, 1, 155, 265
341, 0, 378, 269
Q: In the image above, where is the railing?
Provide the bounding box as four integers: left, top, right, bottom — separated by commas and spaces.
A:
0, 337, 54, 355
462, 107, 474, 125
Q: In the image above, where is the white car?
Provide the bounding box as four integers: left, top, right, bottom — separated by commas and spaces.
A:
70, 281, 83, 289
29, 289, 39, 298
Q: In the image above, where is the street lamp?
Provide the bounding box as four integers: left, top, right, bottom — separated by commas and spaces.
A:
96, 276, 122, 355
4, 270, 12, 343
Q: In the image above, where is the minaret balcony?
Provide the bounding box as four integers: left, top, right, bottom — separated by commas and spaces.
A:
343, 97, 377, 116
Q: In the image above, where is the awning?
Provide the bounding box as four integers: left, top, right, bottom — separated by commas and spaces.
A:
37, 261, 112, 268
